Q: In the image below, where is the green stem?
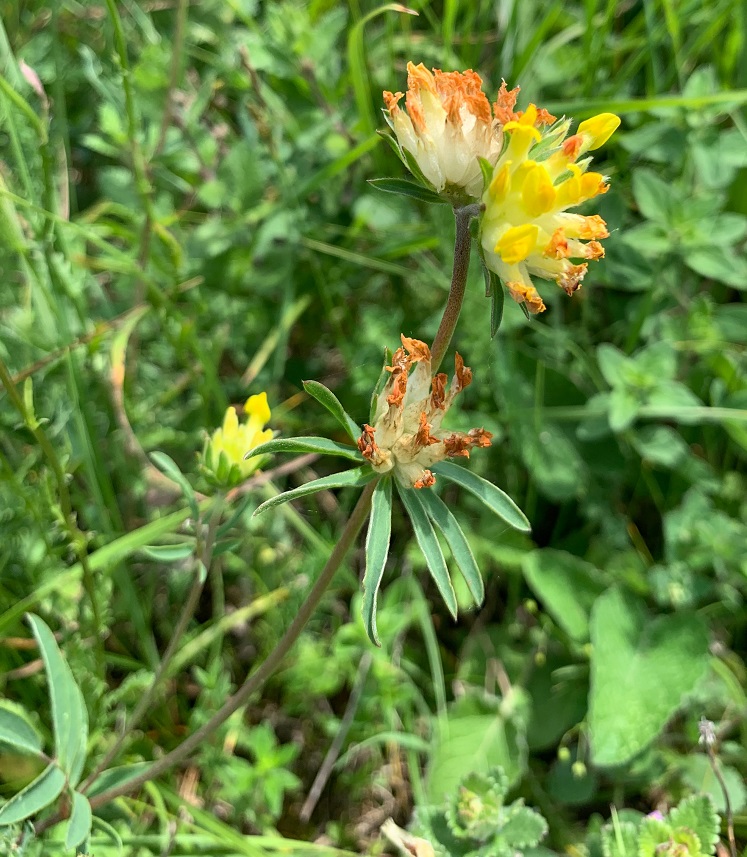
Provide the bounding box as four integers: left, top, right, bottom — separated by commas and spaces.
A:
83, 478, 377, 809
79, 494, 226, 792
429, 204, 479, 373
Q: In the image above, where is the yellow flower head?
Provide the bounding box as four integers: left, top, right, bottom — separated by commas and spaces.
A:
383, 65, 521, 201
202, 392, 273, 487
480, 101, 620, 313
357, 336, 492, 489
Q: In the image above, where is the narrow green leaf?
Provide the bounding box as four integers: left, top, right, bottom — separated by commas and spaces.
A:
149, 451, 198, 519
0, 703, 43, 756
65, 791, 92, 851
253, 468, 374, 517
0, 763, 66, 824
245, 436, 363, 462
397, 485, 457, 619
362, 477, 393, 646
86, 762, 152, 798
483, 266, 505, 337
138, 543, 195, 562
433, 461, 531, 533
27, 615, 88, 786
368, 177, 447, 205
418, 491, 485, 606
303, 380, 361, 442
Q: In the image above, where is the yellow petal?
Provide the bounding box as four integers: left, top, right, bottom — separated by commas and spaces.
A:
222, 406, 239, 436
245, 392, 271, 426
495, 224, 540, 265
521, 162, 556, 217
577, 113, 620, 150
488, 162, 511, 202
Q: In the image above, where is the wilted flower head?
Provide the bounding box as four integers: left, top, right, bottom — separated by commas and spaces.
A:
201, 392, 273, 487
480, 89, 620, 313
383, 62, 511, 201
357, 336, 492, 489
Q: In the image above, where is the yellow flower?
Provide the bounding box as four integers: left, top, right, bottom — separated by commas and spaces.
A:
357, 336, 492, 489
480, 99, 620, 313
202, 392, 273, 487
383, 64, 519, 201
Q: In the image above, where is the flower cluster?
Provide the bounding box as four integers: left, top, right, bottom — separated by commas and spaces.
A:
201, 392, 273, 487
479, 89, 620, 313
383, 62, 510, 201
357, 336, 492, 489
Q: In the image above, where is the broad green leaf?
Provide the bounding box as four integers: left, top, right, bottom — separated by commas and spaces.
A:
631, 425, 689, 467
0, 762, 66, 824
362, 477, 393, 646
597, 343, 629, 387
670, 794, 720, 851
433, 461, 531, 532
86, 761, 152, 798
245, 436, 363, 462
426, 695, 525, 804
418, 490, 484, 606
686, 246, 747, 288
397, 485, 457, 619
609, 387, 640, 431
368, 177, 447, 205
302, 380, 361, 442
65, 791, 92, 851
0, 703, 42, 756
149, 451, 198, 520
589, 588, 709, 766
681, 755, 747, 815
27, 615, 88, 786
522, 550, 604, 641
252, 467, 374, 517
632, 168, 673, 223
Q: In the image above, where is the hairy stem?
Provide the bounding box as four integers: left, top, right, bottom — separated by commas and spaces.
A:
83, 478, 377, 809
429, 204, 479, 372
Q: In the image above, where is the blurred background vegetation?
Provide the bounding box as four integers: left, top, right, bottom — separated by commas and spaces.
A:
0, 0, 746, 854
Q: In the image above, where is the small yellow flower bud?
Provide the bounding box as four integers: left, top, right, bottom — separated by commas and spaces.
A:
201, 392, 273, 488
577, 113, 621, 150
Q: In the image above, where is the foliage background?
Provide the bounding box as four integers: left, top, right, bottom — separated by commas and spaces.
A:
0, 0, 746, 853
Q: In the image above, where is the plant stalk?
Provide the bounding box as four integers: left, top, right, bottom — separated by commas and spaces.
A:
429, 204, 479, 372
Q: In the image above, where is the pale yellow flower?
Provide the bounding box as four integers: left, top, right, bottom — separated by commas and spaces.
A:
480, 94, 620, 313
357, 336, 492, 489
202, 392, 273, 486
383, 63, 514, 201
